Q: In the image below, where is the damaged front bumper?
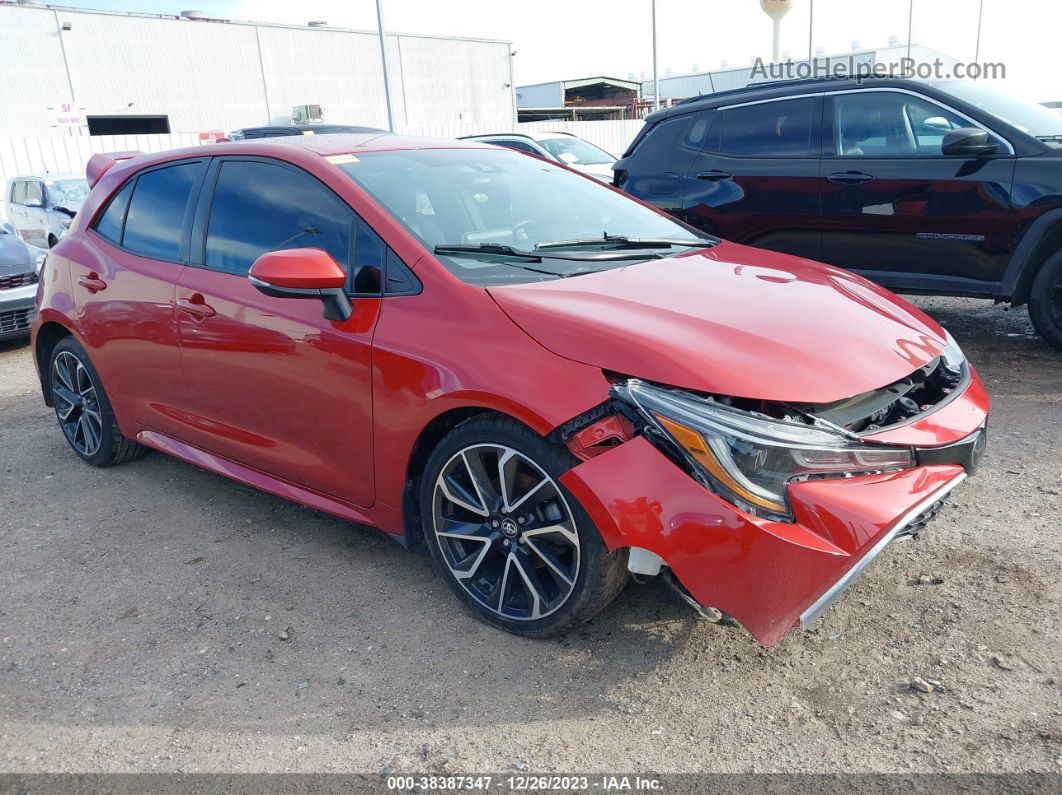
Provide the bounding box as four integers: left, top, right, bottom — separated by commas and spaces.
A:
560, 370, 989, 646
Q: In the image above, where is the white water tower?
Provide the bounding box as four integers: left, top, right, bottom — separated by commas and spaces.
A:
760, 0, 794, 64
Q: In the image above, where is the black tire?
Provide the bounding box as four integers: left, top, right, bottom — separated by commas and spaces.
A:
420, 415, 629, 638
1028, 250, 1062, 351
49, 337, 148, 467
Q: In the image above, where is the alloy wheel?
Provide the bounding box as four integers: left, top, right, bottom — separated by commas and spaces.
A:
431, 444, 581, 621
51, 350, 104, 457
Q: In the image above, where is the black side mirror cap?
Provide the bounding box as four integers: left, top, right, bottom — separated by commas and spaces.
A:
942, 127, 998, 157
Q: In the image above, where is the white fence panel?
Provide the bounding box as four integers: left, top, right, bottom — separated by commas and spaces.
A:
0, 120, 646, 218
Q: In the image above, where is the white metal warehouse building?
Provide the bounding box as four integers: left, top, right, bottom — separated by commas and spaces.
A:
0, 2, 517, 137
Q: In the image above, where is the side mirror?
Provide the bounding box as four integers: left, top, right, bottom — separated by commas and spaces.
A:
941, 127, 997, 157
248, 248, 353, 321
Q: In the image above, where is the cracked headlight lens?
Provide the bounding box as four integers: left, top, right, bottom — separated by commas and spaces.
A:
613, 380, 915, 520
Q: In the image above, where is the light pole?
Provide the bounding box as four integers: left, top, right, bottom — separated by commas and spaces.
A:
975, 0, 985, 62
808, 0, 814, 62
907, 0, 914, 61
651, 0, 659, 111
375, 0, 395, 132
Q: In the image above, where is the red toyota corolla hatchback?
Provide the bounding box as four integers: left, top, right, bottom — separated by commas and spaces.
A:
31, 134, 989, 646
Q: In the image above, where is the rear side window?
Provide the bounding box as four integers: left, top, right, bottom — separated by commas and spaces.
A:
93, 181, 134, 245
123, 163, 200, 260
204, 160, 354, 276
719, 98, 815, 157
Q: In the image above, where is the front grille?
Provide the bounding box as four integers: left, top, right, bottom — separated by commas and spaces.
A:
895, 495, 950, 540
0, 271, 38, 291
0, 307, 35, 335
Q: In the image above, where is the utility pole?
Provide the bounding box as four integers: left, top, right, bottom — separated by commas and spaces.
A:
375, 0, 395, 132
907, 0, 914, 61
975, 0, 985, 62
807, 0, 814, 62
651, 0, 659, 111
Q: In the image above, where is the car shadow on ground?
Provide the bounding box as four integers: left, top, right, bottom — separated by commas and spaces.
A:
1, 398, 747, 738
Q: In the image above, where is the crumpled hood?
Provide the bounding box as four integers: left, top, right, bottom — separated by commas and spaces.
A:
487, 241, 947, 404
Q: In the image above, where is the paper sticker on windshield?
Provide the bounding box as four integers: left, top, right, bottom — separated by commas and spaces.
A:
326, 154, 360, 165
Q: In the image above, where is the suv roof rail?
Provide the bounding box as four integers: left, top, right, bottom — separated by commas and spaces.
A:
673, 74, 903, 107
85, 151, 141, 189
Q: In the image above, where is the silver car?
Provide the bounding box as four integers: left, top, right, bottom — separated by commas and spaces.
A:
0, 221, 44, 341
458, 132, 617, 181
5, 173, 88, 248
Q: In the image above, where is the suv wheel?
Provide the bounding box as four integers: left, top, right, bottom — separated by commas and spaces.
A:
1029, 250, 1062, 351
420, 415, 628, 637
49, 338, 148, 466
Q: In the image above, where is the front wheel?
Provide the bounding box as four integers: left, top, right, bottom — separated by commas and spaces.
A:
420, 415, 628, 637
49, 337, 148, 466
1028, 250, 1062, 351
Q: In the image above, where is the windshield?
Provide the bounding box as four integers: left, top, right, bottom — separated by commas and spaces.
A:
339, 148, 710, 285
46, 179, 88, 208
935, 80, 1062, 141
538, 136, 615, 165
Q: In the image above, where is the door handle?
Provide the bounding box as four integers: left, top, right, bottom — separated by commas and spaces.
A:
177, 296, 216, 319
696, 170, 733, 181
828, 171, 875, 185
77, 273, 106, 293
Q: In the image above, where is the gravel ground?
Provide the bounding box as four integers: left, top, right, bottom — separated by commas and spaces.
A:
0, 297, 1059, 776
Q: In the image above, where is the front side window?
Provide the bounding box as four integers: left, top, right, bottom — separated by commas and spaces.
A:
834, 91, 996, 157
122, 162, 200, 260
719, 98, 815, 157
339, 148, 710, 285
24, 181, 44, 205
205, 160, 353, 276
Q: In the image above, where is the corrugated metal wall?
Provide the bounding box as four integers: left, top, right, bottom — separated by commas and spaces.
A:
0, 4, 514, 136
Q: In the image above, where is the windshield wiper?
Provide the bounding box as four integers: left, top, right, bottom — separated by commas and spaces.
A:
534, 234, 714, 251
435, 243, 540, 259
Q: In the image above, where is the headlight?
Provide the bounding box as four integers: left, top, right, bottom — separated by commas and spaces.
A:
59, 218, 72, 228
613, 380, 915, 520
939, 331, 965, 375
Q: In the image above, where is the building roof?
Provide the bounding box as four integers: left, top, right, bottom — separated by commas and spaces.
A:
517, 76, 642, 91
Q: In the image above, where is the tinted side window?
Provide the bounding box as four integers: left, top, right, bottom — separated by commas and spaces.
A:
205, 160, 353, 276
123, 163, 199, 260
351, 222, 385, 295
630, 114, 695, 168
93, 181, 133, 245
719, 98, 815, 157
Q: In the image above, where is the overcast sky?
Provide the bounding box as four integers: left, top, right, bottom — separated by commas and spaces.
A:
61, 0, 1060, 102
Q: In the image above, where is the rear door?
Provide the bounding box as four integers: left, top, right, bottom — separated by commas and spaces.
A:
616, 111, 713, 217
819, 88, 1017, 283
681, 96, 823, 259
77, 159, 206, 437
173, 157, 381, 507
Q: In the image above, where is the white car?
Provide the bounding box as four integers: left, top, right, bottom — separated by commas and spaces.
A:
459, 132, 617, 181
5, 173, 88, 248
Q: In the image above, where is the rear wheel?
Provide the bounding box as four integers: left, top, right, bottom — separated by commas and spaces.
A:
420, 415, 628, 637
49, 337, 148, 467
1028, 250, 1062, 351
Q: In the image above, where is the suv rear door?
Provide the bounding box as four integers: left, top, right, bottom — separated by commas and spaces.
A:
173, 156, 381, 507
615, 111, 713, 217
681, 96, 823, 259
819, 88, 1017, 284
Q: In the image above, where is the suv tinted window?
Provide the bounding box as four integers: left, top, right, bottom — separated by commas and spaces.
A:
205, 160, 353, 276
93, 181, 134, 245
123, 163, 200, 260
719, 98, 815, 157
630, 114, 699, 165
834, 91, 991, 157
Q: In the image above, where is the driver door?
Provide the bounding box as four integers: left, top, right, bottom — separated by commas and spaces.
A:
173, 157, 382, 507
819, 89, 1017, 283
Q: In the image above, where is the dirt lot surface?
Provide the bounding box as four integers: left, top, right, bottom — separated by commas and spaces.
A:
0, 297, 1059, 776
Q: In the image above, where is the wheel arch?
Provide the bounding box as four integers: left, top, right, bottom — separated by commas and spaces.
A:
33, 320, 76, 407
1006, 210, 1062, 306
400, 405, 550, 548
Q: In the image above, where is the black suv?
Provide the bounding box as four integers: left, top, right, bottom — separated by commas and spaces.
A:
614, 77, 1062, 348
